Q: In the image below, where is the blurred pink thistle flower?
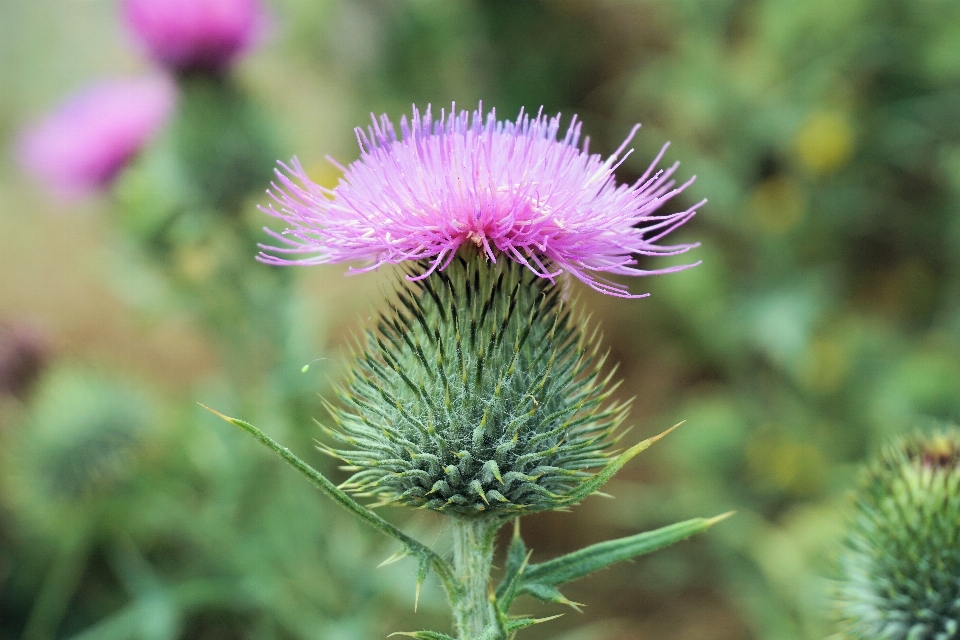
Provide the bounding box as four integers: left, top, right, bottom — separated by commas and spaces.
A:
17, 76, 176, 198
123, 0, 268, 73
260, 105, 703, 297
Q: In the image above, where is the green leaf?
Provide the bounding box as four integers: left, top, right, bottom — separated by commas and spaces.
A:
389, 632, 457, 640
494, 519, 530, 605
200, 405, 459, 602
518, 583, 583, 611
552, 423, 683, 508
504, 615, 563, 632
414, 555, 430, 612
62, 604, 145, 640
520, 514, 732, 593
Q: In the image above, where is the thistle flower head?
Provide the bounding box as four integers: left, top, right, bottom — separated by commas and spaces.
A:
16, 76, 176, 197
836, 427, 960, 639
260, 105, 702, 298
123, 0, 268, 73
1, 367, 155, 534
322, 252, 628, 518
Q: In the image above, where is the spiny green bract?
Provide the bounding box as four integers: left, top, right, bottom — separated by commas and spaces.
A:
836, 427, 960, 640
321, 253, 627, 518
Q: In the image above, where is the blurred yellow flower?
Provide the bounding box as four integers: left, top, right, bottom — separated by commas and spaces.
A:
794, 110, 855, 175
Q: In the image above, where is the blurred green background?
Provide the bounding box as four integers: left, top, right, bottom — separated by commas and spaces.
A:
2, 1, 960, 639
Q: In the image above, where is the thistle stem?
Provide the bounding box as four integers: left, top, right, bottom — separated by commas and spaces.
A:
450, 518, 500, 639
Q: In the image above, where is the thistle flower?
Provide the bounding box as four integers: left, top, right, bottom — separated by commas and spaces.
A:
836, 428, 960, 640
260, 105, 702, 298
16, 76, 176, 197
264, 106, 702, 516
123, 0, 268, 73
229, 106, 715, 638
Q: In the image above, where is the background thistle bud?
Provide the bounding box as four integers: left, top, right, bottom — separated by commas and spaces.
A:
122, 0, 268, 75
322, 251, 627, 518
1, 367, 157, 537
835, 427, 960, 640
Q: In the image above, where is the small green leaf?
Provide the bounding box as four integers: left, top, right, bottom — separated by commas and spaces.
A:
504, 615, 563, 632
378, 548, 411, 568
553, 423, 683, 508
518, 583, 583, 611
521, 513, 732, 591
389, 632, 457, 640
494, 519, 529, 601
415, 555, 430, 612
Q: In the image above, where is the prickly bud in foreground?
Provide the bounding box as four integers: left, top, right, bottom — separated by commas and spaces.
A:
836, 428, 960, 640
321, 252, 627, 518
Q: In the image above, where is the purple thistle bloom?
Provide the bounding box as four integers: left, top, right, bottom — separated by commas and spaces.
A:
123, 0, 268, 73
260, 105, 703, 297
16, 76, 176, 198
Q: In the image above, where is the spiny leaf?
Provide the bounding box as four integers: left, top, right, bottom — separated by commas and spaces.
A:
415, 555, 430, 612
520, 513, 733, 591
504, 615, 564, 632
379, 548, 410, 568
200, 404, 460, 603
494, 520, 530, 604
518, 583, 583, 611
551, 422, 684, 508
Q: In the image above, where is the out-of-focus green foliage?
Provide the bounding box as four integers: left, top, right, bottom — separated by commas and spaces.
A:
615, 2, 960, 638
2, 0, 959, 639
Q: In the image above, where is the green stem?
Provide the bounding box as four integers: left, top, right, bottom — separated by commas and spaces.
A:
22, 535, 90, 640
450, 518, 501, 639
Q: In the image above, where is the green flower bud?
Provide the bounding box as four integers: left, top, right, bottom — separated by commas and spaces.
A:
1, 367, 155, 535
836, 427, 960, 640
321, 253, 627, 518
